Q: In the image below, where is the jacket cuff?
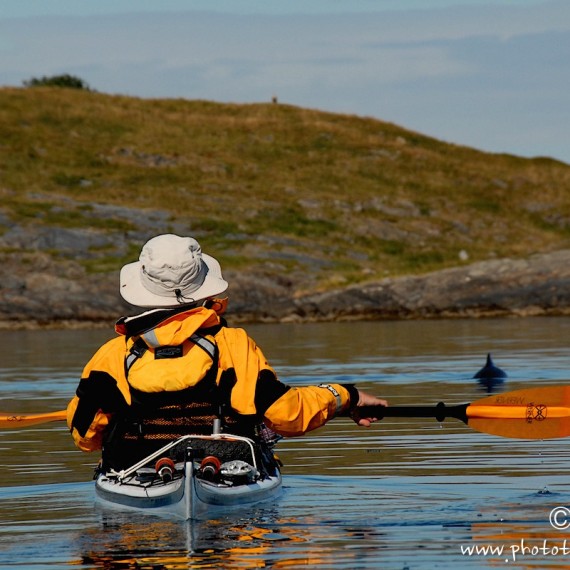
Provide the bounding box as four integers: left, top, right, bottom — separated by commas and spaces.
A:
341, 384, 360, 411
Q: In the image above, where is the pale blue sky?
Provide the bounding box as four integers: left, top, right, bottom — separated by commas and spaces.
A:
0, 0, 548, 17
0, 0, 568, 163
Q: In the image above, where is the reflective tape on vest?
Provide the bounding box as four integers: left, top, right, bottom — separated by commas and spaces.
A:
190, 334, 216, 359
142, 329, 161, 348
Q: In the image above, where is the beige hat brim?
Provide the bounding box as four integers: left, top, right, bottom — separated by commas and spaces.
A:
120, 252, 228, 308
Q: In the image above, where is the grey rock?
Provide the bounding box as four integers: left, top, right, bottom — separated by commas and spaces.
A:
1, 244, 570, 328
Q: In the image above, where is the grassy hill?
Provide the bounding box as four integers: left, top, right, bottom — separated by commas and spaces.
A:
1, 86, 570, 295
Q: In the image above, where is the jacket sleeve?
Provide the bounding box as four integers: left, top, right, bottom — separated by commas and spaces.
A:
263, 383, 353, 437
66, 336, 130, 452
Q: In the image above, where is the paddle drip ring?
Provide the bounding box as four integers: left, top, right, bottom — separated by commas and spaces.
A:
435, 402, 447, 423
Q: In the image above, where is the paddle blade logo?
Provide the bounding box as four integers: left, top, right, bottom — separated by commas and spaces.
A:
526, 403, 547, 423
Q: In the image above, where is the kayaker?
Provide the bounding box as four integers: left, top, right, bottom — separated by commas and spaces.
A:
66, 234, 387, 469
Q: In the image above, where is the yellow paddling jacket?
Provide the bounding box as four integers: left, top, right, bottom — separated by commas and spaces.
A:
67, 306, 357, 468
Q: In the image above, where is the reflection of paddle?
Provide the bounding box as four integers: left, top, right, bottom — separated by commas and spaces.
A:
0, 410, 67, 428
356, 385, 570, 439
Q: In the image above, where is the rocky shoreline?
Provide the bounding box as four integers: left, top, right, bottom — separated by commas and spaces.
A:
2, 249, 570, 329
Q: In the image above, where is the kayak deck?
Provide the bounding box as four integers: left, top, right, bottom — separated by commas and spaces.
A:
94, 433, 282, 519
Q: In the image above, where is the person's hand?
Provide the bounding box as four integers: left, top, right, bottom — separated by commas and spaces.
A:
350, 390, 388, 427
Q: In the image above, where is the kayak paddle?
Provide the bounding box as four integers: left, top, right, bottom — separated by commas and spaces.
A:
0, 410, 67, 428
357, 385, 570, 439
2, 385, 570, 439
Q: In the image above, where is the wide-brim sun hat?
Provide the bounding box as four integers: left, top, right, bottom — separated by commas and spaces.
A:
120, 234, 228, 308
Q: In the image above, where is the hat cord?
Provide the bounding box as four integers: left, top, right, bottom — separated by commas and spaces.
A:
175, 289, 187, 304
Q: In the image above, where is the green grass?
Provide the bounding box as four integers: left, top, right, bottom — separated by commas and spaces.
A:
1, 86, 570, 285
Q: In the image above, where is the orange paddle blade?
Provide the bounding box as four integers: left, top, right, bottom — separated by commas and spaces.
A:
467, 385, 570, 439
0, 410, 67, 428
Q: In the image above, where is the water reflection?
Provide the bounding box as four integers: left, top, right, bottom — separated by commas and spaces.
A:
78, 512, 317, 569
475, 376, 506, 394
1, 317, 570, 568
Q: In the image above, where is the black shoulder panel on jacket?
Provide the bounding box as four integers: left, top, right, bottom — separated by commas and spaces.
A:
71, 371, 127, 437
254, 369, 291, 416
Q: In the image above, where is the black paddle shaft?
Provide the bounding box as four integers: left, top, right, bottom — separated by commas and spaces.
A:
356, 402, 469, 424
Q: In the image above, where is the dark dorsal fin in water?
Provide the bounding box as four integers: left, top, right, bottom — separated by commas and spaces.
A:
474, 353, 508, 379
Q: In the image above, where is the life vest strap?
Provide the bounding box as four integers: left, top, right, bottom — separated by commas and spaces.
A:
125, 337, 148, 375
189, 333, 216, 359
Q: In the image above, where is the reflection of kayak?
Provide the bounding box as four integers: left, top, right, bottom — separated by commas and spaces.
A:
95, 433, 282, 519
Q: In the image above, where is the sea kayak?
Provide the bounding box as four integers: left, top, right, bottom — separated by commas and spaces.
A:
94, 433, 282, 519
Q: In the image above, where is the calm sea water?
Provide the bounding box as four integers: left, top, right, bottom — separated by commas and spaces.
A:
1, 317, 570, 569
